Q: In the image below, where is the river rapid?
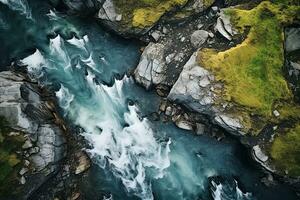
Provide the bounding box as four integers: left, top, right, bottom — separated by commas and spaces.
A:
0, 0, 298, 200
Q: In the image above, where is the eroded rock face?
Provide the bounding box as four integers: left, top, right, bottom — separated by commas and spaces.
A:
168, 51, 245, 135
0, 71, 66, 198
134, 43, 167, 89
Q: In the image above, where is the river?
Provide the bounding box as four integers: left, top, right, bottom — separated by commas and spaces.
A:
0, 0, 298, 199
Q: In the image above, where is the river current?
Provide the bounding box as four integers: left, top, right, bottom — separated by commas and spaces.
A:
0, 0, 298, 200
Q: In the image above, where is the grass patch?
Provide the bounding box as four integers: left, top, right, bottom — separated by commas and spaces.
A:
113, 0, 188, 28
198, 1, 300, 118
271, 124, 300, 176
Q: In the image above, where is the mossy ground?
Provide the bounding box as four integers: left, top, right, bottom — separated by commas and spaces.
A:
0, 116, 24, 196
113, 0, 188, 28
198, 1, 300, 133
271, 124, 300, 176
198, 0, 300, 176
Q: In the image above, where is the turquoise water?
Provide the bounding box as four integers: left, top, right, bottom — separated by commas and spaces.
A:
0, 0, 298, 199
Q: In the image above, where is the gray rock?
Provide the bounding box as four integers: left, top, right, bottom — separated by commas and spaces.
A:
134, 43, 167, 89
175, 118, 193, 131
20, 176, 26, 185
253, 145, 268, 163
168, 51, 215, 113
165, 106, 172, 116
190, 30, 209, 48
75, 152, 91, 174
151, 31, 161, 42
162, 27, 168, 34
196, 123, 205, 135
22, 139, 33, 149
285, 27, 300, 53
0, 71, 67, 197
214, 114, 244, 133
19, 167, 29, 176
215, 10, 236, 41
168, 52, 246, 135
115, 14, 122, 21
290, 61, 300, 70
97, 0, 119, 21
273, 110, 280, 117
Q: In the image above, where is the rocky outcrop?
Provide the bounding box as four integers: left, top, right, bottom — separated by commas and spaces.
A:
168, 51, 245, 135
134, 43, 167, 89
0, 71, 66, 199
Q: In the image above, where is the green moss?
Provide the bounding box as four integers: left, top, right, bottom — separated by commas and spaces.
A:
113, 0, 187, 28
197, 1, 300, 135
271, 124, 300, 176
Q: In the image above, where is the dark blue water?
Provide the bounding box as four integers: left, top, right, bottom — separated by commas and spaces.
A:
0, 0, 298, 200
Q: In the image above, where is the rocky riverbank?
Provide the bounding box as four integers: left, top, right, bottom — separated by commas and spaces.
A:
0, 68, 91, 200
51, 0, 300, 193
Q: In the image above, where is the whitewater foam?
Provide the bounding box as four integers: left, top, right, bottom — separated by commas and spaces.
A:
0, 0, 32, 19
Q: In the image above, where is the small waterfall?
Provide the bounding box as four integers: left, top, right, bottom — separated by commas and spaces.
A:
0, 0, 32, 19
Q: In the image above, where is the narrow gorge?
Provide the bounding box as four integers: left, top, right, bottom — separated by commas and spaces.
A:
0, 0, 299, 200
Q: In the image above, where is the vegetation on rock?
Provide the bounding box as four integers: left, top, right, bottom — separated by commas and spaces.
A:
197, 0, 300, 176
198, 1, 300, 134
271, 124, 300, 176
113, 0, 188, 28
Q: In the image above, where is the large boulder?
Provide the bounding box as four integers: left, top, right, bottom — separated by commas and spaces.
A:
134, 43, 167, 89
190, 30, 209, 48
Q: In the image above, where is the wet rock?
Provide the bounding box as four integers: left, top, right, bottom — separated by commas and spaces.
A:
190, 30, 209, 48
134, 43, 166, 89
196, 123, 205, 135
159, 100, 167, 112
165, 106, 172, 116
253, 145, 268, 163
175, 118, 193, 131
75, 152, 91, 175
